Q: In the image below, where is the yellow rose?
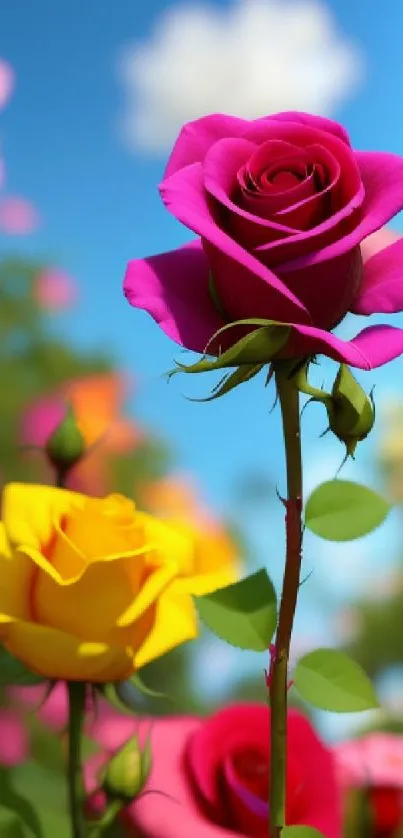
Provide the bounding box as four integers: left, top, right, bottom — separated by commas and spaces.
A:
168, 519, 240, 596
0, 484, 206, 682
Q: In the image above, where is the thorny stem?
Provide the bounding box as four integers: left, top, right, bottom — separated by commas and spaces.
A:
269, 365, 303, 837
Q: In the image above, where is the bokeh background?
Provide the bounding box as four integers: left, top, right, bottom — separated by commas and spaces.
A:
2, 0, 403, 831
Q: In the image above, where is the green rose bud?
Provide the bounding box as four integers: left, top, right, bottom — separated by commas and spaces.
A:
103, 733, 151, 803
327, 365, 375, 456
46, 404, 86, 472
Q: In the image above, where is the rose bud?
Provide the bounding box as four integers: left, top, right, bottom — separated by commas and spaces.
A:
327, 364, 375, 456
102, 733, 151, 803
46, 403, 86, 472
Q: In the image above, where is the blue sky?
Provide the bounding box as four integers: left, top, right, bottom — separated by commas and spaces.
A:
2, 0, 403, 719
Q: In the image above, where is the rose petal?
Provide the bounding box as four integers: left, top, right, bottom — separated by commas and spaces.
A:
283, 321, 403, 370
203, 137, 297, 249
242, 140, 312, 212
164, 112, 352, 179
352, 237, 403, 315
160, 163, 309, 323
277, 247, 362, 330
274, 150, 403, 274
165, 113, 250, 179
124, 239, 224, 353
249, 126, 363, 267
269, 112, 352, 147
274, 145, 340, 230
0, 616, 133, 682
223, 754, 268, 834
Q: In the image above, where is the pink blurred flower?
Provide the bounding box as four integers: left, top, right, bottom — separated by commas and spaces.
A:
0, 60, 14, 110
0, 708, 28, 765
8, 682, 68, 732
335, 734, 403, 836
34, 269, 78, 310
20, 373, 144, 495
335, 733, 403, 790
0, 196, 39, 234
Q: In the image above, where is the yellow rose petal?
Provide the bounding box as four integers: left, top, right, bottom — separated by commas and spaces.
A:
61, 496, 143, 559
138, 512, 194, 576
3, 483, 85, 550
0, 539, 33, 620
117, 560, 178, 627
171, 564, 238, 596
33, 550, 146, 643
134, 590, 198, 669
0, 615, 133, 682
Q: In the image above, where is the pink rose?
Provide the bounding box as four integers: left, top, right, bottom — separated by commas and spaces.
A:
34, 269, 78, 310
0, 196, 39, 235
334, 734, 403, 836
0, 60, 14, 111
90, 704, 341, 837
124, 111, 403, 370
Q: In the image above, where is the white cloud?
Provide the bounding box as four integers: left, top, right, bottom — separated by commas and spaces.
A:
117, 0, 363, 154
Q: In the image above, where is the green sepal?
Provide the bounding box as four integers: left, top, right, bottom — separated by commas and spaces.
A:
129, 673, 175, 704
96, 683, 138, 716
171, 319, 290, 374
188, 363, 264, 401
282, 828, 326, 838
292, 362, 330, 403
208, 272, 231, 321
168, 318, 290, 400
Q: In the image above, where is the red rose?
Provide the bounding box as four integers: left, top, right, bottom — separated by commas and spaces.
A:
91, 704, 341, 837
369, 786, 403, 836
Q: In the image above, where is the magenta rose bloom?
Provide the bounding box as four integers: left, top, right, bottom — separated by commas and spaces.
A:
124, 111, 403, 370
87, 704, 341, 837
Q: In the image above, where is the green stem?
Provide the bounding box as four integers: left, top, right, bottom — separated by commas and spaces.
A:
88, 801, 124, 838
269, 365, 303, 837
67, 682, 87, 838
56, 468, 68, 488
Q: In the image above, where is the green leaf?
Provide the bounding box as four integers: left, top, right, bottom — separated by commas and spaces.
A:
0, 770, 43, 838
282, 828, 326, 838
293, 648, 379, 712
0, 807, 30, 838
0, 645, 44, 686
305, 480, 391, 541
9, 761, 67, 838
195, 569, 277, 651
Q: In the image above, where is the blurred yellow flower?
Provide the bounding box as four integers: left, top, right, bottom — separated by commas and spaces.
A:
0, 483, 234, 682
142, 474, 240, 596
